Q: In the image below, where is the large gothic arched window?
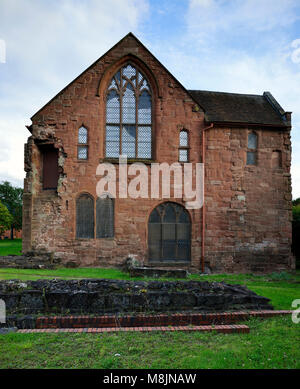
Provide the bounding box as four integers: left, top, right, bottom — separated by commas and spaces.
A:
106, 63, 152, 159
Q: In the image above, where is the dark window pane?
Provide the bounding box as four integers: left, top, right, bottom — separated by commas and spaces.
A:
78, 146, 88, 160
247, 151, 257, 165
148, 202, 190, 262
163, 203, 176, 223
148, 223, 161, 260
76, 194, 94, 239
178, 209, 190, 223
138, 91, 151, 124
149, 209, 160, 223
248, 132, 257, 149
96, 196, 114, 238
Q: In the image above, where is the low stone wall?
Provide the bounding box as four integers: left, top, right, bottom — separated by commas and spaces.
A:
0, 279, 273, 329
0, 253, 60, 269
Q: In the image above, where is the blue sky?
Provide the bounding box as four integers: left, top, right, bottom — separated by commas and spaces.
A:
1, 0, 300, 197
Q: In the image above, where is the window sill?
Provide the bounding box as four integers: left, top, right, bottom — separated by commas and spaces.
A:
100, 157, 155, 165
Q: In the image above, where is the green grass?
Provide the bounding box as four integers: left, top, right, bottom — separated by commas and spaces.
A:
0, 316, 299, 369
0, 239, 22, 256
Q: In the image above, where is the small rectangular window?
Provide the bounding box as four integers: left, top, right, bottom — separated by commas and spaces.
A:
246, 131, 258, 166
78, 126, 88, 160
78, 146, 88, 160
179, 149, 188, 162
179, 130, 189, 162
246, 151, 256, 165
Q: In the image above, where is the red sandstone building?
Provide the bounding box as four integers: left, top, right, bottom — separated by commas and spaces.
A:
22, 33, 294, 273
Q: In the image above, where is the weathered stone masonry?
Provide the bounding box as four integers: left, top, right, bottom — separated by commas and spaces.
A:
22, 33, 294, 273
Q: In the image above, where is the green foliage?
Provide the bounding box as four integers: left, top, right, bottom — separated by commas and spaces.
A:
0, 181, 23, 237
293, 204, 300, 222
0, 201, 13, 235
292, 197, 300, 206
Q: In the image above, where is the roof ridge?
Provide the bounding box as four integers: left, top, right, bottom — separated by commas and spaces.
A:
188, 89, 263, 98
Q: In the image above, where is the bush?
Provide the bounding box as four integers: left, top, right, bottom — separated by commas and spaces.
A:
0, 200, 13, 236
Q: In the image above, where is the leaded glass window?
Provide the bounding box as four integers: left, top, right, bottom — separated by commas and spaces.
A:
106, 63, 152, 159
96, 195, 114, 238
78, 126, 88, 160
148, 202, 191, 262
76, 194, 94, 238
179, 130, 189, 162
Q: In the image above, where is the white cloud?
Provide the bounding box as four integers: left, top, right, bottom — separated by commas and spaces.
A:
148, 1, 300, 198
0, 0, 149, 187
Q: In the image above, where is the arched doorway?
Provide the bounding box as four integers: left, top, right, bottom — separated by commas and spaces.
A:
148, 202, 191, 262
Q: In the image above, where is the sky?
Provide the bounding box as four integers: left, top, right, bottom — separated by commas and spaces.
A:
0, 0, 300, 198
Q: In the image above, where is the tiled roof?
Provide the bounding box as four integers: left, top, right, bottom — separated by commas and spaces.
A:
189, 90, 288, 127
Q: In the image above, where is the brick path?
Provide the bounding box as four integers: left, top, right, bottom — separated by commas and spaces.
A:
16, 310, 292, 334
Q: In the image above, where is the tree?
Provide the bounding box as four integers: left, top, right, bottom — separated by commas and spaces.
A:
0, 181, 23, 239
0, 200, 13, 236
292, 197, 300, 206
292, 203, 300, 269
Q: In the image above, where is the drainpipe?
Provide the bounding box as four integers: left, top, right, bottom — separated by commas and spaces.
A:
201, 123, 214, 273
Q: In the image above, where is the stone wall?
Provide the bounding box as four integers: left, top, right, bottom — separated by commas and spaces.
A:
0, 253, 60, 269
0, 279, 273, 328
204, 127, 294, 273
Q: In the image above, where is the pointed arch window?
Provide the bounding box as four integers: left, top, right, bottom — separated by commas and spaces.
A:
78, 126, 88, 160
96, 195, 114, 238
106, 63, 152, 159
76, 194, 94, 238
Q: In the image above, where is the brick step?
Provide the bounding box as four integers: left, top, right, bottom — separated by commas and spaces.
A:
18, 324, 250, 334
36, 310, 291, 329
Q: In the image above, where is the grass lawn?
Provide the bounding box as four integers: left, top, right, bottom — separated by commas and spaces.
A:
0, 239, 22, 256
0, 239, 299, 369
0, 316, 299, 369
